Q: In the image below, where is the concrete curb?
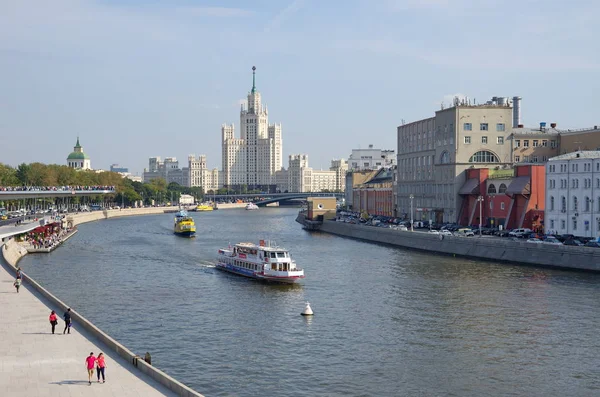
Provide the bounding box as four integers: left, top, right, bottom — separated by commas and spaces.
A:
0, 244, 204, 397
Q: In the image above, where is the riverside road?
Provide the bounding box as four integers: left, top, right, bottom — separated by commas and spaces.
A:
17, 208, 600, 397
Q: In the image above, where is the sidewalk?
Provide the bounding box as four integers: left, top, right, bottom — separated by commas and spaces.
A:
0, 216, 51, 241
0, 262, 177, 397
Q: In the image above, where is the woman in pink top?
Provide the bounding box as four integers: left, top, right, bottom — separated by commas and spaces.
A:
96, 353, 106, 383
48, 311, 58, 334
85, 352, 96, 385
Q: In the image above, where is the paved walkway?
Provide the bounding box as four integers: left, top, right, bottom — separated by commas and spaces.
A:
0, 216, 52, 241
0, 262, 177, 397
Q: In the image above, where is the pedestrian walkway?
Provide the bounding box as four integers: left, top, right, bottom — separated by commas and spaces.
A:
0, 262, 177, 397
0, 216, 51, 241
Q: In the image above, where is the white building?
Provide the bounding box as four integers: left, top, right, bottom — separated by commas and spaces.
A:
221, 66, 283, 191
276, 155, 347, 193
142, 155, 219, 193
545, 151, 600, 238
66, 138, 92, 170
348, 145, 395, 171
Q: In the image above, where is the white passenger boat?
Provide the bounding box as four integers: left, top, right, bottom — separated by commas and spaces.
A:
245, 203, 259, 210
216, 240, 304, 283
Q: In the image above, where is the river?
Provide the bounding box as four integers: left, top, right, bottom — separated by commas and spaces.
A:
18, 208, 600, 396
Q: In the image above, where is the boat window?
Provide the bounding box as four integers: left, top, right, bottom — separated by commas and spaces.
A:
277, 252, 285, 258
271, 264, 277, 270
270, 252, 276, 258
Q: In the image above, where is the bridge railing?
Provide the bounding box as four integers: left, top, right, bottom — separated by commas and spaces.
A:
0, 185, 116, 192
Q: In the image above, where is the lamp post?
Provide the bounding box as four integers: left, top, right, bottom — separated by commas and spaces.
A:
477, 195, 484, 237
409, 194, 414, 232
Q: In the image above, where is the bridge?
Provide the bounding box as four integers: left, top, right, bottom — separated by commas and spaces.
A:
213, 192, 344, 206
0, 189, 116, 200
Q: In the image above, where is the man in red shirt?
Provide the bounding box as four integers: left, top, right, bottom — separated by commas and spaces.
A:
85, 352, 96, 385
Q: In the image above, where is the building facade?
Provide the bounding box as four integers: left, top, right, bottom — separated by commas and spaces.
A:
275, 155, 347, 193
348, 145, 395, 171
458, 165, 545, 231
221, 67, 283, 191
545, 151, 600, 238
352, 167, 395, 217
66, 138, 91, 170
397, 97, 516, 223
142, 155, 219, 192
110, 164, 129, 173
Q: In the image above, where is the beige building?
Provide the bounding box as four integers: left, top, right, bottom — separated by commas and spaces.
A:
276, 155, 347, 193
142, 155, 219, 193
397, 98, 515, 223
511, 126, 559, 163
560, 126, 600, 154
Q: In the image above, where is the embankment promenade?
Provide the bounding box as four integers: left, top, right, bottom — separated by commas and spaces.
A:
318, 220, 600, 272
0, 207, 206, 396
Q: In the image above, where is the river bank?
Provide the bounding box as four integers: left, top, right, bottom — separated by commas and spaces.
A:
316, 220, 600, 272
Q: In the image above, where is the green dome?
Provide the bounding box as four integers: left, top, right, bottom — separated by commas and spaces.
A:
67, 152, 90, 160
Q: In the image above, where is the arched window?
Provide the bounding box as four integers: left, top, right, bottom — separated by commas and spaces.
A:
561, 196, 566, 212
488, 184, 497, 194
573, 196, 578, 212
440, 151, 450, 164
469, 150, 499, 163
498, 183, 507, 194
550, 196, 555, 211
585, 197, 590, 212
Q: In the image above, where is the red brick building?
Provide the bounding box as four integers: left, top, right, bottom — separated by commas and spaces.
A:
458, 165, 545, 230
352, 168, 394, 217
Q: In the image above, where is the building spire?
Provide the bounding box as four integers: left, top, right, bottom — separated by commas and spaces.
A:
75, 136, 81, 148
251, 66, 256, 93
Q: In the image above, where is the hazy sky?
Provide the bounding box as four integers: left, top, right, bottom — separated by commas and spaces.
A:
2, 0, 599, 175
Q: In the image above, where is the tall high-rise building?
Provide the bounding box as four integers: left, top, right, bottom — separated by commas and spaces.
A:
221, 67, 283, 191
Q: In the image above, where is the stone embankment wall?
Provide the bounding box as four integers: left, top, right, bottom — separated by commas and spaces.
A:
319, 221, 600, 272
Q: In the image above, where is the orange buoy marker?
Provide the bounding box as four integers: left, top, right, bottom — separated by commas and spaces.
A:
301, 302, 314, 316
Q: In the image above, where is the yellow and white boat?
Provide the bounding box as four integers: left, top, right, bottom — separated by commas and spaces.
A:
174, 210, 196, 237
196, 204, 214, 211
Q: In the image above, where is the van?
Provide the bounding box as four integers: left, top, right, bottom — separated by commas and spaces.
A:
456, 228, 475, 237
508, 228, 532, 238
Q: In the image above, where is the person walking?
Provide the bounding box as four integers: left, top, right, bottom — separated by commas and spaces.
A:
49, 311, 58, 334
13, 277, 21, 293
96, 353, 106, 383
85, 352, 96, 385
63, 308, 72, 334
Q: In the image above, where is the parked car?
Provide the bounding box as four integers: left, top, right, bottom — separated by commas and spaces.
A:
542, 237, 563, 245
455, 228, 475, 237
585, 241, 600, 248
526, 238, 544, 244
563, 239, 584, 246
496, 229, 512, 237
440, 229, 453, 236
394, 225, 408, 231
428, 230, 440, 235
509, 228, 533, 238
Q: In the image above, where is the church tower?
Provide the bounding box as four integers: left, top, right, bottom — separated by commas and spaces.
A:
66, 137, 91, 170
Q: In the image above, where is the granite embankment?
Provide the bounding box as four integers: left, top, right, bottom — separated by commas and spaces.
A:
319, 221, 600, 272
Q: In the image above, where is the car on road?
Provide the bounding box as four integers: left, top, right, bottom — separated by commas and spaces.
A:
439, 229, 453, 236
542, 237, 562, 245
455, 228, 475, 237
526, 238, 544, 244
585, 241, 600, 248
509, 228, 533, 238
428, 230, 440, 235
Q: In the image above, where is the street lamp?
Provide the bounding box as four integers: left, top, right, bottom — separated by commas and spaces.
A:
477, 195, 484, 237
409, 194, 414, 232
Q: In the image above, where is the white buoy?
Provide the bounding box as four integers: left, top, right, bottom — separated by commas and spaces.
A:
301, 302, 314, 316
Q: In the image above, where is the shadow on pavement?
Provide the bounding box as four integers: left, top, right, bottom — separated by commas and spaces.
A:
49, 380, 90, 386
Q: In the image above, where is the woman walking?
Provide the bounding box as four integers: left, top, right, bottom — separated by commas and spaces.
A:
49, 311, 58, 334
96, 353, 106, 383
13, 277, 21, 293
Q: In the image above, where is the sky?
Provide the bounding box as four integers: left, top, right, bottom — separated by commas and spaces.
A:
1, 0, 599, 175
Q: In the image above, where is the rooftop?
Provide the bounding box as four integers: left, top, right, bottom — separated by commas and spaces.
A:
548, 151, 600, 161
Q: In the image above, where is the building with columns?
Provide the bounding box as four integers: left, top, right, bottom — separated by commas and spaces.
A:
66, 138, 91, 170
221, 66, 283, 192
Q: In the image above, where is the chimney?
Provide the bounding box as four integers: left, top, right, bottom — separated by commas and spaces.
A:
512, 96, 522, 128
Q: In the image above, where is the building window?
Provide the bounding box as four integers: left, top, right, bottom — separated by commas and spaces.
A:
561, 220, 566, 230
464, 136, 471, 144
499, 184, 507, 193
573, 196, 578, 212
496, 123, 505, 131
515, 139, 521, 147
543, 156, 548, 162
550, 196, 555, 211
464, 123, 472, 131
524, 155, 530, 162
585, 197, 591, 212
542, 140, 548, 147
533, 156, 538, 162
500, 202, 505, 210
497, 137, 504, 144
533, 140, 539, 147
482, 136, 488, 144
515, 155, 520, 162
480, 123, 489, 131
550, 219, 555, 230
561, 196, 566, 212
523, 140, 530, 148
469, 150, 499, 163
440, 151, 450, 164
489, 201, 493, 209
551, 140, 557, 148
488, 184, 497, 194
573, 219, 577, 230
